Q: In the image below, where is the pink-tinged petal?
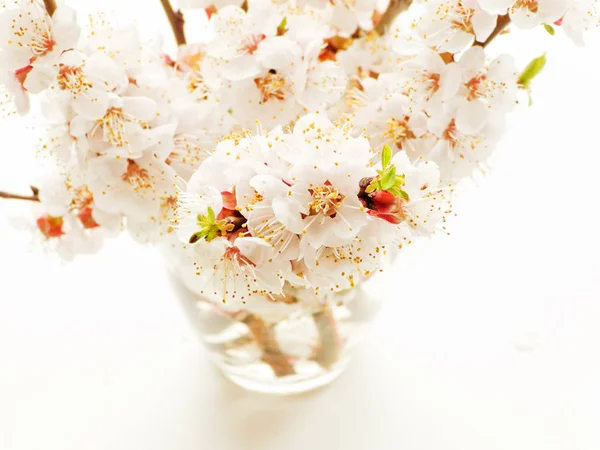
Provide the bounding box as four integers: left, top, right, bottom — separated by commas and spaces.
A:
472, 9, 498, 42
72, 88, 108, 120
456, 100, 489, 134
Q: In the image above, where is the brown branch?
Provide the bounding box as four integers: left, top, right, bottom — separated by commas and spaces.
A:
312, 305, 342, 370
375, 0, 413, 35
479, 15, 511, 48
0, 186, 40, 203
241, 313, 296, 378
160, 0, 187, 47
43, 0, 57, 16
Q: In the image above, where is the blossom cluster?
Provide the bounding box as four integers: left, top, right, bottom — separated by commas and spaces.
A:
0, 0, 598, 304
173, 114, 449, 312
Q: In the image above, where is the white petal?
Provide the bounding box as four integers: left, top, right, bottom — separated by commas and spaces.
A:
472, 10, 498, 42
456, 100, 489, 134
72, 88, 109, 120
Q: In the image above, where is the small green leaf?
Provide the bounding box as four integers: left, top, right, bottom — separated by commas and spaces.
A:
207, 206, 216, 222
380, 166, 397, 190
277, 16, 287, 35
543, 24, 555, 35
381, 144, 392, 170
518, 53, 547, 90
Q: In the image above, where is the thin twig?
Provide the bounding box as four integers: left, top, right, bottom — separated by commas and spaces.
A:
241, 313, 296, 378
375, 0, 413, 35
160, 0, 187, 47
0, 189, 40, 203
43, 0, 57, 16
480, 15, 511, 48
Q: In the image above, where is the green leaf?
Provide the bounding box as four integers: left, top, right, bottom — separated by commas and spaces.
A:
207, 206, 215, 222
518, 53, 547, 89
380, 166, 397, 190
381, 144, 392, 170
543, 24, 555, 35
277, 16, 287, 35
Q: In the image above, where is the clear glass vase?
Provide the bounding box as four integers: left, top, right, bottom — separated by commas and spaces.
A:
163, 243, 382, 395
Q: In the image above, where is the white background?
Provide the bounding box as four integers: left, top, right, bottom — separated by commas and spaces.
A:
1, 2, 600, 449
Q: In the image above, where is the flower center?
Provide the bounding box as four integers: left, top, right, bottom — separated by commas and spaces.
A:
383, 117, 416, 148
57, 64, 92, 95
442, 119, 482, 155
254, 70, 289, 103
30, 30, 55, 57
240, 34, 266, 55
308, 181, 345, 218
70, 185, 94, 210
449, 3, 475, 34
466, 74, 487, 100
224, 246, 256, 267
186, 70, 210, 100
513, 0, 539, 13
122, 159, 153, 191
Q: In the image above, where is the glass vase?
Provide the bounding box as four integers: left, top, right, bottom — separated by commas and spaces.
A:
163, 243, 382, 395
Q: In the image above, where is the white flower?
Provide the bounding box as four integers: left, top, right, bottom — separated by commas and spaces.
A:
397, 49, 461, 117
454, 46, 517, 134
301, 234, 385, 293
207, 4, 279, 81
355, 91, 429, 153
0, 1, 80, 94
388, 151, 450, 237
225, 36, 305, 128
560, 0, 600, 45
70, 95, 165, 159
509, 0, 568, 28
298, 41, 347, 111
189, 235, 286, 305
52, 50, 128, 121
425, 106, 502, 181
86, 148, 180, 227
478, 0, 568, 27
416, 0, 498, 53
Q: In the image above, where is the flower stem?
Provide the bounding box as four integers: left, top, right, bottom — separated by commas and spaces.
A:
0, 188, 40, 203
312, 304, 342, 370
375, 0, 413, 35
43, 0, 57, 16
160, 0, 187, 47
240, 313, 296, 378
480, 15, 511, 48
